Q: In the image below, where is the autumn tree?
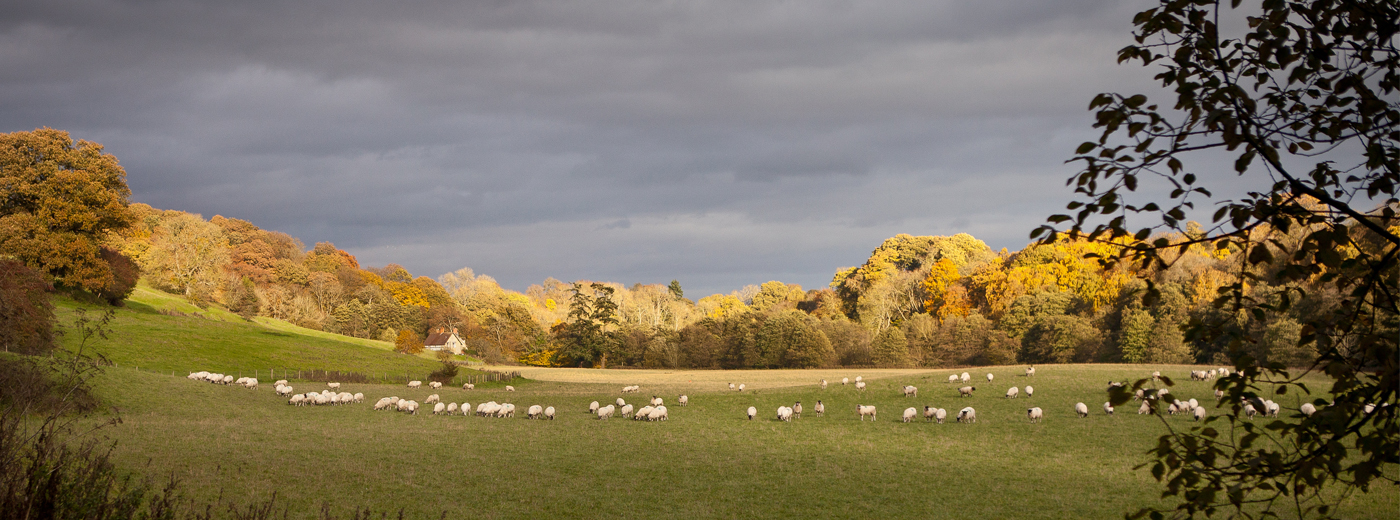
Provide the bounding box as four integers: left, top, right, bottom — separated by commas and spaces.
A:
140, 212, 229, 301
1034, 0, 1398, 516
0, 129, 134, 294
394, 329, 423, 355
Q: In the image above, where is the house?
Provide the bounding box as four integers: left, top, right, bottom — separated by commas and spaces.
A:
423, 327, 466, 355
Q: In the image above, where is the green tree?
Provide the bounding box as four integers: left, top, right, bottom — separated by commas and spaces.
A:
553, 283, 620, 368
1034, 1, 1398, 516
870, 326, 912, 367
668, 279, 684, 300
0, 129, 134, 294
754, 310, 833, 368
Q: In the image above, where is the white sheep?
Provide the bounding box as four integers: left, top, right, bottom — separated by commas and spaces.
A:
650, 395, 663, 407
1300, 403, 1317, 417
1214, 389, 1225, 399
960, 372, 971, 383
1364, 403, 1376, 414
221, 375, 234, 385
855, 381, 867, 391
290, 394, 306, 406
408, 380, 422, 389
428, 381, 442, 389
635, 405, 654, 420
589, 401, 600, 414
499, 403, 516, 418
857, 404, 877, 421
819, 379, 828, 389
1025, 386, 1034, 398
528, 405, 543, 419
902, 407, 917, 423
544, 406, 555, 420
738, 384, 746, 392
617, 397, 626, 407
505, 385, 515, 392
425, 394, 440, 404
1265, 400, 1280, 418
948, 374, 959, 383
1103, 402, 1114, 415
678, 395, 688, 406
902, 385, 918, 397
814, 400, 825, 416
1193, 406, 1206, 421
958, 386, 976, 397
327, 382, 341, 389
353, 392, 364, 403
1188, 398, 1199, 410
776, 406, 792, 422
1005, 387, 1019, 399
188, 371, 207, 380
620, 404, 635, 418
1152, 371, 1161, 378
596, 404, 614, 420
338, 392, 353, 403
747, 406, 757, 420
463, 383, 475, 390
397, 399, 413, 413
1243, 403, 1257, 419
1027, 407, 1043, 423
1025, 366, 1035, 377
956, 407, 976, 423
923, 406, 937, 422
433, 402, 446, 415
855, 376, 863, 382
447, 402, 459, 415
373, 397, 392, 410
793, 401, 802, 418
460, 402, 470, 415
1074, 402, 1089, 418
651, 405, 668, 421
986, 373, 994, 383
729, 383, 737, 390
1138, 401, 1151, 414
934, 407, 947, 424
841, 377, 850, 385
273, 379, 287, 387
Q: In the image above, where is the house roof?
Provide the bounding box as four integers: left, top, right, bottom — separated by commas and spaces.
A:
423, 332, 460, 346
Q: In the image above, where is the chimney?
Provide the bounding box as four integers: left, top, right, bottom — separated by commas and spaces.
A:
451, 327, 458, 335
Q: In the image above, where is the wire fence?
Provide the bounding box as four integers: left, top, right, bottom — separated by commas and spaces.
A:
112, 363, 523, 387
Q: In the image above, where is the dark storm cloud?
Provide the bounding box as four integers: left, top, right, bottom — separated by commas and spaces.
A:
1, 0, 1163, 296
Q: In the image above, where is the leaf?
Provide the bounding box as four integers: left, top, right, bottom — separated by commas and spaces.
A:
1076, 142, 1097, 154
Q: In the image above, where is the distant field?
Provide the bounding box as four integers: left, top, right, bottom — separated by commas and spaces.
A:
81, 364, 1396, 519
51, 288, 458, 382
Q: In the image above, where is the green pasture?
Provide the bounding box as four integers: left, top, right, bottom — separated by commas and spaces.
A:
51, 289, 459, 382
80, 364, 1395, 519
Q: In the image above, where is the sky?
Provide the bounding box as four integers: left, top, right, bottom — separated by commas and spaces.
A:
1, 0, 1168, 297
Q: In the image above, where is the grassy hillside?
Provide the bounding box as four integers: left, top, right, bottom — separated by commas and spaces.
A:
52, 285, 462, 383
80, 364, 1395, 519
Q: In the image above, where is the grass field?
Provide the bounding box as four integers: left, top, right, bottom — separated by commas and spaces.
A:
51, 287, 467, 383
79, 363, 1396, 519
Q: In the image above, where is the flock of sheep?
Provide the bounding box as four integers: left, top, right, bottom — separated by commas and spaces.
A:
188, 364, 1358, 429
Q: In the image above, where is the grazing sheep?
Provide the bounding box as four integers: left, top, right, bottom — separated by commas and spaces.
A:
620, 404, 635, 418
650, 396, 663, 407
433, 403, 446, 415
446, 403, 459, 415
815, 400, 825, 416
1300, 403, 1317, 417
353, 392, 364, 403
634, 405, 654, 420
1107, 381, 1125, 391
650, 405, 668, 421
855, 376, 863, 382
819, 379, 828, 389
397, 399, 413, 412
1364, 403, 1376, 414
505, 386, 515, 392
948, 374, 959, 383
793, 401, 802, 418
589, 401, 600, 414
777, 406, 793, 422
934, 408, 948, 424
617, 398, 626, 407
273, 379, 287, 387
221, 375, 234, 385
338, 392, 353, 403
900, 407, 916, 423
463, 383, 475, 390
986, 373, 994, 383
1214, 389, 1225, 399
1025, 386, 1034, 398
958, 386, 976, 397
923, 406, 936, 422
290, 394, 306, 406
956, 407, 976, 423
1244, 403, 1257, 419
328, 382, 341, 389
842, 377, 850, 385
857, 404, 877, 421
528, 405, 543, 419
1138, 401, 1152, 414
1027, 407, 1043, 423
1103, 402, 1114, 415
855, 381, 867, 391
903, 385, 918, 397
747, 406, 757, 420
960, 372, 971, 383
275, 385, 293, 396
597, 404, 614, 419
242, 378, 259, 389
729, 383, 737, 390
408, 380, 422, 389
499, 403, 516, 418
679, 395, 689, 406
1152, 371, 1161, 379
425, 394, 441, 404
544, 406, 556, 420
373, 398, 392, 410
1074, 402, 1089, 418
1005, 387, 1019, 399
1025, 366, 1035, 377
1193, 407, 1206, 421
429, 381, 442, 389
738, 384, 746, 392
1168, 402, 1181, 415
